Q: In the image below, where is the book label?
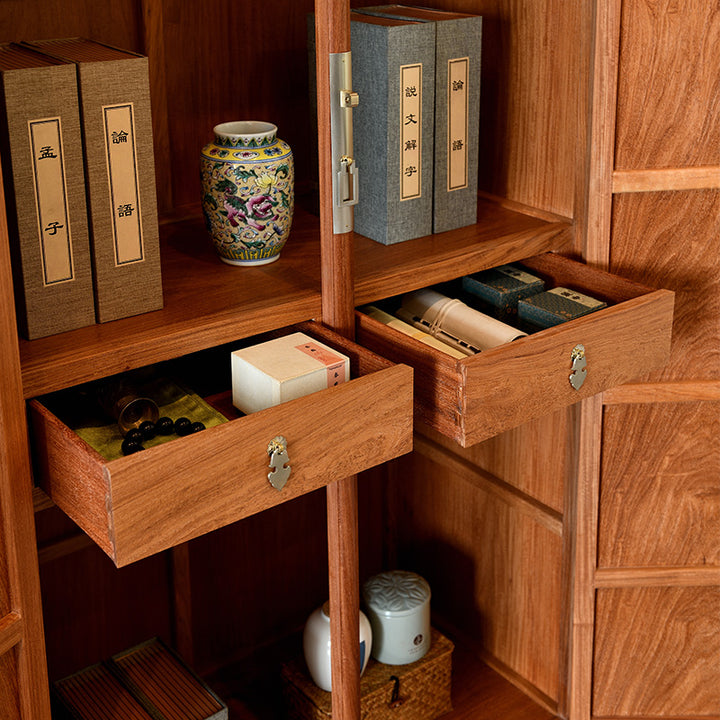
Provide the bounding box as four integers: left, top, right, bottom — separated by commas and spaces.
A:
103, 102, 144, 265
400, 63, 422, 201
448, 57, 469, 191
28, 117, 74, 285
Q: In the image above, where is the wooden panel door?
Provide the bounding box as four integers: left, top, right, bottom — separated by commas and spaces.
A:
0, 167, 51, 717
588, 1, 720, 717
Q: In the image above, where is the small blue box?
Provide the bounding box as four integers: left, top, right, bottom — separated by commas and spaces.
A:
462, 264, 545, 319
518, 287, 607, 328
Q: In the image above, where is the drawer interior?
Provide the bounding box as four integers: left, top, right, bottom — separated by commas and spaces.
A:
356, 253, 675, 446
29, 322, 414, 566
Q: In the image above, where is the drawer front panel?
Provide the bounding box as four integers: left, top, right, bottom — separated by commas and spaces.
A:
462, 289, 675, 445
357, 253, 674, 447
108, 365, 412, 565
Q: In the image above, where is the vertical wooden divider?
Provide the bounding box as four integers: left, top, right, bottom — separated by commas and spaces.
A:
565, 1, 623, 717
0, 165, 52, 718
140, 0, 173, 216
314, 2, 361, 720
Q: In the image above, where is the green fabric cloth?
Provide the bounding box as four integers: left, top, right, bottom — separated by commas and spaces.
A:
70, 378, 229, 461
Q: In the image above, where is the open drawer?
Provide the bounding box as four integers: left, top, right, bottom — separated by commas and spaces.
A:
356, 253, 675, 447
28, 321, 413, 567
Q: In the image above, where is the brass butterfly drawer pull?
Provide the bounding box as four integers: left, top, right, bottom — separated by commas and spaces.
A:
267, 435, 291, 491
569, 344, 587, 390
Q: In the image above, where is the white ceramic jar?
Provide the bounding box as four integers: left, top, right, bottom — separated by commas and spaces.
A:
302, 601, 372, 692
362, 570, 431, 665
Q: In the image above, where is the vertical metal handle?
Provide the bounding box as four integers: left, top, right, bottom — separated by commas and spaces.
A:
329, 52, 359, 233
267, 435, 291, 490
569, 344, 587, 390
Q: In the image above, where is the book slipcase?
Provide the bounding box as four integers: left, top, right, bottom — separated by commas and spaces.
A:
23, 38, 163, 324
354, 5, 482, 235
350, 12, 436, 245
0, 43, 96, 339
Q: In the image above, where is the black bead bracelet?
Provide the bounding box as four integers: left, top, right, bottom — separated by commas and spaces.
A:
121, 416, 206, 455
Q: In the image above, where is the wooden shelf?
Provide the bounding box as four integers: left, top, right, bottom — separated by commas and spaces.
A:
19, 208, 323, 399
204, 631, 556, 720
353, 195, 572, 306
20, 197, 570, 400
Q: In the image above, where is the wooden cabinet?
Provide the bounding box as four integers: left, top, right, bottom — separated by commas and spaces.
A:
1, 1, 715, 719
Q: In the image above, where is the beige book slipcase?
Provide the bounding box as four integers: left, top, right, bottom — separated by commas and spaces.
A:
23, 38, 163, 323
0, 43, 96, 339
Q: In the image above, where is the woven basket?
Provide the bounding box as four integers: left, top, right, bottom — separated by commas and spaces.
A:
282, 628, 453, 720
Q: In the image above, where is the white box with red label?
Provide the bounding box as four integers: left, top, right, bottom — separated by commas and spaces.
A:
231, 332, 350, 414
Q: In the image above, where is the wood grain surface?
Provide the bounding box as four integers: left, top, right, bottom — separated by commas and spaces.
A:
615, 0, 720, 171
417, 408, 569, 515
610, 190, 720, 383
391, 449, 564, 705
599, 401, 720, 569
353, 197, 571, 306
593, 587, 720, 716
32, 354, 412, 566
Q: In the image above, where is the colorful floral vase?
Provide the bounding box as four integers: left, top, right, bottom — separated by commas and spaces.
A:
200, 121, 294, 266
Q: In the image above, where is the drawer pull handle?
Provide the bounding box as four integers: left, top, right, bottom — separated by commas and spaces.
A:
569, 344, 587, 390
267, 435, 291, 491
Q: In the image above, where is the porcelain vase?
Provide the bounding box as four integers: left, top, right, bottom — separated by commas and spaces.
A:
302, 601, 372, 692
200, 120, 294, 266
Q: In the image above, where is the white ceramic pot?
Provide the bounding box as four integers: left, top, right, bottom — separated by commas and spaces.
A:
362, 570, 431, 665
302, 601, 372, 692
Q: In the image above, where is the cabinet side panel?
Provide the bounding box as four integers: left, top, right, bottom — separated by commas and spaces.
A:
594, 587, 720, 716
468, 0, 582, 216
615, 1, 720, 170
162, 0, 316, 210
610, 190, 720, 382
0, 513, 10, 616
600, 401, 720, 568
0, 649, 21, 720
393, 449, 563, 704
418, 408, 569, 515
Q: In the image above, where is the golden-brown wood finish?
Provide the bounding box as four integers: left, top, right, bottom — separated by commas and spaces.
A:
614, 0, 720, 171
561, 395, 603, 720
610, 190, 720, 383
0, 165, 52, 716
599, 401, 720, 569
593, 587, 720, 716
31, 326, 412, 567
417, 410, 567, 514
392, 449, 564, 708
613, 166, 720, 193
592, 2, 720, 718
354, 197, 571, 306
313, 5, 362, 718
0, 1, 703, 718
358, 252, 674, 446
604, 380, 720, 405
